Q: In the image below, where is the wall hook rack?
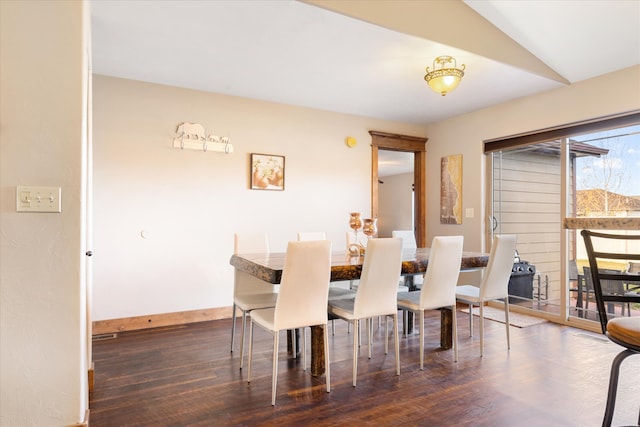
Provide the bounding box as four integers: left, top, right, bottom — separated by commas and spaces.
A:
173, 122, 233, 154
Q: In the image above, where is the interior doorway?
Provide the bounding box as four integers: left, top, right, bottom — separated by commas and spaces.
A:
369, 131, 427, 247
377, 150, 415, 237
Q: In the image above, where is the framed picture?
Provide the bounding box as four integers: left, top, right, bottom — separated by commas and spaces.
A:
440, 154, 462, 224
250, 153, 285, 190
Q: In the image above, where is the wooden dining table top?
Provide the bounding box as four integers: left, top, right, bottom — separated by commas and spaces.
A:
229, 247, 490, 284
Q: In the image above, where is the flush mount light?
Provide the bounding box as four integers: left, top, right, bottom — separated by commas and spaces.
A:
424, 55, 465, 96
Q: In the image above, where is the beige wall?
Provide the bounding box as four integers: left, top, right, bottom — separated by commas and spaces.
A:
425, 66, 640, 251
0, 1, 89, 426
91, 75, 428, 321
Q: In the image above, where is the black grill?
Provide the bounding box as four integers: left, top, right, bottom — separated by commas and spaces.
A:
508, 261, 536, 303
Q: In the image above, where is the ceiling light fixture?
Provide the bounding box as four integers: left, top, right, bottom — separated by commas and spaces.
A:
424, 56, 465, 96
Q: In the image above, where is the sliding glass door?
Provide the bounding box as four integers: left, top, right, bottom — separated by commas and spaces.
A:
569, 126, 640, 323
488, 121, 640, 326
490, 143, 563, 317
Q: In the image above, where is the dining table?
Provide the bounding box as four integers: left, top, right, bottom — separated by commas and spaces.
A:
230, 247, 490, 376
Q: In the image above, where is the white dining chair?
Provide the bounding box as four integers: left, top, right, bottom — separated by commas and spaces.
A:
392, 230, 422, 291
296, 231, 325, 241
247, 240, 332, 405
298, 231, 355, 301
456, 234, 517, 357
397, 235, 463, 368
391, 230, 417, 249
328, 238, 403, 386
299, 231, 355, 335
232, 232, 278, 369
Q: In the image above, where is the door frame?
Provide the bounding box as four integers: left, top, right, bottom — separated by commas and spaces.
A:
369, 131, 428, 247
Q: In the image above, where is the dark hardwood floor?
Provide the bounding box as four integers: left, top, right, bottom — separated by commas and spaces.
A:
90, 310, 639, 426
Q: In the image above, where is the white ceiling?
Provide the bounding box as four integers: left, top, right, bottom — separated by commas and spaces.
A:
90, 0, 640, 176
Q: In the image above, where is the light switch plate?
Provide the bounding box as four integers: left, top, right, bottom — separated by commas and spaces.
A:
465, 208, 474, 218
16, 186, 62, 213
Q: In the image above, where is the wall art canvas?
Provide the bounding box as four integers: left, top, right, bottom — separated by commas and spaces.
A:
250, 153, 285, 190
440, 154, 462, 224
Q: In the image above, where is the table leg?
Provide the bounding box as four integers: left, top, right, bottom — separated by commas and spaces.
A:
286, 329, 300, 355
310, 325, 325, 377
440, 307, 452, 349
404, 275, 415, 334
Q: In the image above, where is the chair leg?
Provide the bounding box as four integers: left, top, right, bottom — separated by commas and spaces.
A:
403, 309, 408, 336
370, 318, 374, 353
352, 320, 359, 387
479, 304, 484, 357
384, 315, 389, 355
271, 331, 279, 406
247, 319, 254, 382
367, 318, 372, 359
324, 324, 331, 393
292, 329, 297, 359
603, 349, 635, 427
240, 309, 247, 369
585, 291, 590, 311
231, 303, 237, 352
419, 310, 425, 370
393, 313, 400, 376
468, 303, 473, 337
302, 327, 307, 370
452, 305, 458, 362
504, 300, 511, 350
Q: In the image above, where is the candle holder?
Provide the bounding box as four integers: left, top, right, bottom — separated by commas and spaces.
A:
348, 214, 377, 256
363, 218, 377, 239
348, 212, 365, 256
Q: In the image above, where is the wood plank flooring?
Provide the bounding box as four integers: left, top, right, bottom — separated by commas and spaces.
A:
90, 310, 640, 426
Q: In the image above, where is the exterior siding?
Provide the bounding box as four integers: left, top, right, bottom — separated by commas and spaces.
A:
493, 150, 562, 302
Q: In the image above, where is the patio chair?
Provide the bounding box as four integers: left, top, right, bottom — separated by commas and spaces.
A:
569, 259, 587, 315
626, 261, 640, 294
582, 267, 633, 317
